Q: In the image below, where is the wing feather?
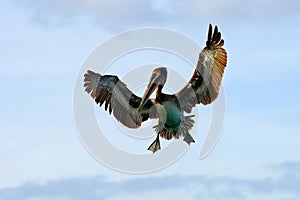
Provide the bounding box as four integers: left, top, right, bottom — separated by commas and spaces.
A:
84, 70, 156, 128
176, 24, 227, 113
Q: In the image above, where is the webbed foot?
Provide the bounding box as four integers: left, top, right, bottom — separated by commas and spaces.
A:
148, 134, 161, 153
183, 133, 195, 145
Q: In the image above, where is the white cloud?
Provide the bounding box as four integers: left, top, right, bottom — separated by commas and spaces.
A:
1, 161, 300, 200
9, 0, 300, 28
108, 188, 196, 200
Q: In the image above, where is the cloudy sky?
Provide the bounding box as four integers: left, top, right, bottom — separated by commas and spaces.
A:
1, 0, 300, 199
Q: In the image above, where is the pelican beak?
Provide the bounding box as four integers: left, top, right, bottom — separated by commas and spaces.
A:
137, 72, 161, 112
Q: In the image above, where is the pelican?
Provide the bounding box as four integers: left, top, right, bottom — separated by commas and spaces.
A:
84, 24, 227, 153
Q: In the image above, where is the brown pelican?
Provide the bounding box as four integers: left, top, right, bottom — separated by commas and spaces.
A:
84, 24, 227, 153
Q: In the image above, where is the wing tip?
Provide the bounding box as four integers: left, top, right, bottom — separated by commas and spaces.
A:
83, 70, 101, 97
206, 24, 224, 48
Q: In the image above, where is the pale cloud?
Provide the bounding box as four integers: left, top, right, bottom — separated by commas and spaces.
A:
108, 188, 196, 200
189, 0, 300, 19
9, 0, 300, 28
1, 161, 300, 200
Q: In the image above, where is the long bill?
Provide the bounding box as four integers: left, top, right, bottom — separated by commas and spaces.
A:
136, 73, 160, 112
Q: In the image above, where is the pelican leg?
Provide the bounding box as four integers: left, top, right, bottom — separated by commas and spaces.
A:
148, 134, 161, 153
183, 133, 195, 145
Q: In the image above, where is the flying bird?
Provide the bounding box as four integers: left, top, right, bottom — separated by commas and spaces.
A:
84, 24, 227, 153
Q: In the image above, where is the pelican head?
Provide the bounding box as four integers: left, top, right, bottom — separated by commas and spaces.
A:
137, 67, 167, 112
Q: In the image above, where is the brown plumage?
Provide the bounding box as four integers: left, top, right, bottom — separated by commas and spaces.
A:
176, 24, 227, 112
84, 70, 156, 128
83, 24, 228, 153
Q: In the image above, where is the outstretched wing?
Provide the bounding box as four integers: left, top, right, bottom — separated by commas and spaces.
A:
176, 24, 227, 113
84, 70, 156, 128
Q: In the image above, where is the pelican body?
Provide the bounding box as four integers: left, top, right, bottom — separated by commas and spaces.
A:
135, 67, 195, 152
84, 24, 227, 153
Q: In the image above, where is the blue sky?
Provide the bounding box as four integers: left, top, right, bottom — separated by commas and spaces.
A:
1, 0, 300, 199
